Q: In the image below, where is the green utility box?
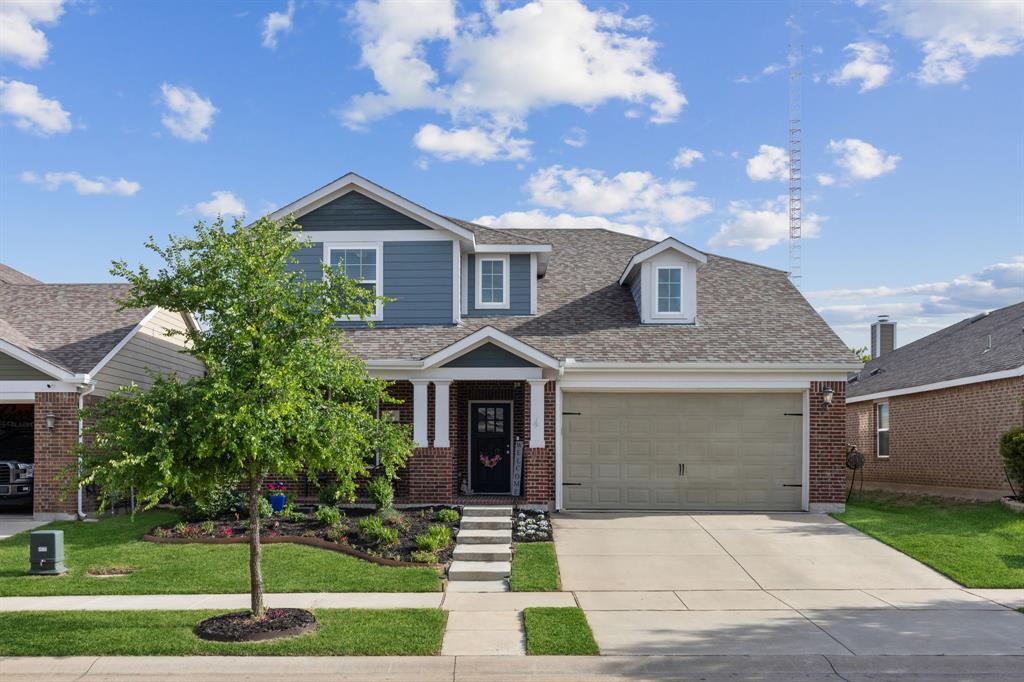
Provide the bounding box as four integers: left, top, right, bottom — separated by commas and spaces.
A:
29, 529, 66, 575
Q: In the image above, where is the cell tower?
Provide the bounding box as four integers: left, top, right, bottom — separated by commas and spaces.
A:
787, 7, 802, 288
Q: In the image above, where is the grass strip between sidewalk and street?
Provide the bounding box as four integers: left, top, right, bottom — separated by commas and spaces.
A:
0, 511, 442, 596
522, 607, 598, 655
834, 492, 1024, 588
0, 608, 447, 656
509, 542, 560, 592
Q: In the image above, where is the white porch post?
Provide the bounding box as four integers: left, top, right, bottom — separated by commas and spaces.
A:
528, 379, 546, 448
433, 381, 451, 448
411, 380, 429, 447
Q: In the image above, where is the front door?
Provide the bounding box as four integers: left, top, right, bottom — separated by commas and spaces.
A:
469, 402, 513, 494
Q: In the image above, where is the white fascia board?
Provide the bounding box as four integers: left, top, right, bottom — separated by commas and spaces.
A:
299, 230, 454, 243
421, 326, 560, 370
370, 367, 545, 381
269, 173, 476, 243
88, 307, 161, 377
847, 365, 1024, 404
618, 237, 708, 286
0, 380, 83, 400
563, 361, 863, 373
0, 339, 79, 381
473, 244, 552, 254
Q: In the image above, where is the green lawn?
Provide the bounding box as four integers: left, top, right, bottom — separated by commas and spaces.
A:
509, 542, 560, 592
0, 511, 441, 596
0, 609, 447, 656
522, 607, 598, 655
834, 492, 1024, 588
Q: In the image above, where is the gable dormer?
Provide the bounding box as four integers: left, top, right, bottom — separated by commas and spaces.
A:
619, 238, 707, 325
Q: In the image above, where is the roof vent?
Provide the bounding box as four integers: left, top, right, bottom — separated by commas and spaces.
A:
869, 368, 884, 376
967, 311, 990, 324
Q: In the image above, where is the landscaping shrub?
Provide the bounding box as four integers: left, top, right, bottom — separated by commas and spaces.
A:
358, 515, 399, 546
182, 481, 246, 521
280, 502, 308, 523
411, 549, 437, 564
414, 524, 451, 552
1000, 427, 1024, 497
367, 476, 395, 514
200, 520, 215, 536
318, 482, 342, 505
257, 497, 274, 519
436, 508, 460, 524
316, 505, 343, 528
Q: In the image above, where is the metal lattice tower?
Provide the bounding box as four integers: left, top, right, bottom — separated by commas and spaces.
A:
788, 8, 802, 288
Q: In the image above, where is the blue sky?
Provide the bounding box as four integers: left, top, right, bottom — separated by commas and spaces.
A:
1, 0, 1021, 350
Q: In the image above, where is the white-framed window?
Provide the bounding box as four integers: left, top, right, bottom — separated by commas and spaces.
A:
475, 255, 510, 309
655, 266, 683, 315
325, 242, 383, 321
875, 402, 890, 458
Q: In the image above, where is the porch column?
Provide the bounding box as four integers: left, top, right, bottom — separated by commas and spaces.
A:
433, 381, 450, 448
528, 379, 547, 448
411, 380, 429, 447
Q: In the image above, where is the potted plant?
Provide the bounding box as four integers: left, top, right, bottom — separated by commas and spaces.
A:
266, 483, 288, 513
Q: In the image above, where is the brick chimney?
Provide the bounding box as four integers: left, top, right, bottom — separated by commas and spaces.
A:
870, 315, 897, 358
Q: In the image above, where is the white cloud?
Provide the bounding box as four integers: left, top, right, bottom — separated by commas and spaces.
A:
816, 173, 836, 186
474, 209, 668, 241
20, 170, 140, 196
0, 79, 71, 135
160, 83, 217, 142
671, 147, 704, 169
261, 1, 295, 49
870, 0, 1024, 85
746, 144, 788, 182
829, 41, 893, 92
708, 196, 825, 251
827, 138, 900, 180
562, 126, 587, 148
195, 191, 246, 217
343, 0, 684, 161
0, 0, 64, 68
413, 123, 531, 162
526, 165, 712, 226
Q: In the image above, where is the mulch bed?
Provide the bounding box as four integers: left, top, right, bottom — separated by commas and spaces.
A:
148, 506, 459, 566
195, 608, 317, 642
513, 508, 553, 542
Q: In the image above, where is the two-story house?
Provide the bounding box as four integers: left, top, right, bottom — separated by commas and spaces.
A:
273, 173, 860, 512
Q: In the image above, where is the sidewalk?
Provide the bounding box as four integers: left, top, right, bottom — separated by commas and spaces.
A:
4, 654, 1023, 681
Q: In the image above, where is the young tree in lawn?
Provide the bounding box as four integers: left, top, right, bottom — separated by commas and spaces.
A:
77, 216, 413, 617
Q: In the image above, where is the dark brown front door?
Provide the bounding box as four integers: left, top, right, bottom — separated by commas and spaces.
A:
470, 402, 512, 494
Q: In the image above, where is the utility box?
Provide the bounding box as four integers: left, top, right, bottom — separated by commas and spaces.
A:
29, 530, 65, 575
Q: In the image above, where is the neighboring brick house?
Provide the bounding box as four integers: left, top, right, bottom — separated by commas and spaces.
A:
0, 265, 206, 519
269, 173, 859, 512
847, 302, 1024, 498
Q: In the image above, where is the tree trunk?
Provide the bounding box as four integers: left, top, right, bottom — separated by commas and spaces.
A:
247, 476, 266, 617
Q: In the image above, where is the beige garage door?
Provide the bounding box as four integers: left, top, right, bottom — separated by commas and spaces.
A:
562, 393, 804, 511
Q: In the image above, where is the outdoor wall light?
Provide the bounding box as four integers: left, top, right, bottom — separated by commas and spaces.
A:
45, 412, 57, 430
821, 387, 835, 410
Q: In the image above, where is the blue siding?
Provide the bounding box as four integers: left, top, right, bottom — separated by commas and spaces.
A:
287, 244, 323, 281
467, 254, 531, 316
295, 191, 430, 231
629, 275, 641, 312
377, 241, 452, 325
442, 343, 538, 368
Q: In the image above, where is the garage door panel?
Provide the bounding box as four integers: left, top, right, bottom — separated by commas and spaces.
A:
563, 392, 803, 511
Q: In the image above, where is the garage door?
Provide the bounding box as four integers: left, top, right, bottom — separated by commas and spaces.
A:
562, 393, 803, 511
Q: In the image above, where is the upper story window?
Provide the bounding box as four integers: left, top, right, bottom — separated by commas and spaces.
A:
476, 255, 509, 309
875, 402, 890, 457
656, 267, 682, 314
327, 242, 383, 321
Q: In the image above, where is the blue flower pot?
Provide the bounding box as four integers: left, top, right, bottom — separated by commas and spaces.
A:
268, 494, 286, 513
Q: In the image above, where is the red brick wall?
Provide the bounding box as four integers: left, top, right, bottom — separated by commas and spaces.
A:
33, 392, 80, 516
523, 380, 555, 504
809, 381, 847, 505
846, 377, 1024, 491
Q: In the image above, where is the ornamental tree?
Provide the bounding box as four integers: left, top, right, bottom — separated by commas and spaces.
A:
77, 216, 413, 616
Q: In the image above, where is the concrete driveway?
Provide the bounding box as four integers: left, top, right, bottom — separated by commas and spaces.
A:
553, 512, 1024, 656
0, 515, 44, 540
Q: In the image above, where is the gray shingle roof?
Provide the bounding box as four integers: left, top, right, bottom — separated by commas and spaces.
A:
0, 264, 42, 285
0, 268, 153, 374
445, 217, 549, 246
848, 301, 1024, 397
342, 228, 856, 365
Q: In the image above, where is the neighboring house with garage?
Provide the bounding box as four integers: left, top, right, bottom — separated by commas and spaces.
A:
0, 265, 205, 519
847, 303, 1024, 499
273, 173, 860, 512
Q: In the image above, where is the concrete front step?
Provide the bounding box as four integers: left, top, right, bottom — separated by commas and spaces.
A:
456, 528, 513, 544
445, 579, 509, 592
453, 543, 512, 562
448, 560, 512, 581
462, 505, 513, 518
460, 517, 512, 530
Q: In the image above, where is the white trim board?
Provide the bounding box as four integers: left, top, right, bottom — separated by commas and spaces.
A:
847, 365, 1024, 403
87, 307, 160, 377
474, 254, 510, 310
323, 242, 384, 322
619, 237, 707, 286
420, 327, 560, 370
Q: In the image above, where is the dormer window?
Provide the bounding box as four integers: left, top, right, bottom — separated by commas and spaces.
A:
656, 267, 682, 314
476, 255, 509, 309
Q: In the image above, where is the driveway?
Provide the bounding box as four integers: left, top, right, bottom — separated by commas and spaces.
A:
553, 512, 1024, 656
0, 515, 44, 540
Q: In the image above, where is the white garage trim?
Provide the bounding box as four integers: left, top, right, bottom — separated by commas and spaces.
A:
802, 389, 810, 511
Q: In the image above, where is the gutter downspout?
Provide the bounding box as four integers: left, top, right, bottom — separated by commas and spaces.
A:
77, 378, 96, 521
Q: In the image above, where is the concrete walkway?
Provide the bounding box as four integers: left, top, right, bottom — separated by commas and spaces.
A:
4, 654, 1023, 681
0, 516, 44, 541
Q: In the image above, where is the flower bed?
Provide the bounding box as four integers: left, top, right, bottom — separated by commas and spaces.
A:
513, 509, 553, 542
148, 506, 460, 566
